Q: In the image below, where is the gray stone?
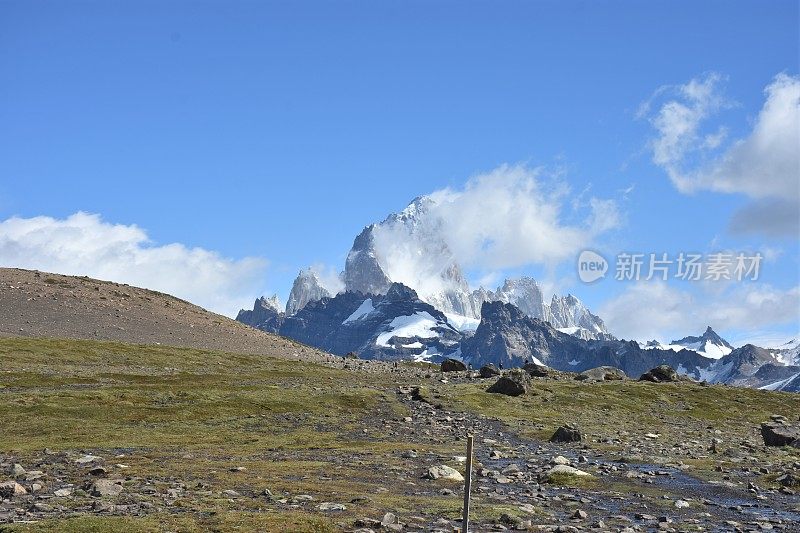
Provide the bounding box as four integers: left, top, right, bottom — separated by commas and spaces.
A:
545, 465, 591, 479
441, 358, 467, 372
577, 366, 627, 382
760, 422, 800, 447
90, 479, 124, 497
639, 365, 679, 383
479, 364, 501, 378
550, 424, 582, 443
424, 465, 464, 482
487, 370, 530, 396
317, 502, 347, 511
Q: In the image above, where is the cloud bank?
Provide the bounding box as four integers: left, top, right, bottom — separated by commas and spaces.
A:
643, 72, 800, 237
0, 212, 267, 317
370, 164, 620, 296
599, 281, 800, 342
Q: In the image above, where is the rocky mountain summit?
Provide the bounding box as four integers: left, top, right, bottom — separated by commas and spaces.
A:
286, 268, 332, 315
642, 326, 734, 359
236, 196, 798, 392
278, 196, 611, 342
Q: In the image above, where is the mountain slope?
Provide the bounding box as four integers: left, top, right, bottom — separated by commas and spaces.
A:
0, 268, 320, 358
461, 301, 713, 377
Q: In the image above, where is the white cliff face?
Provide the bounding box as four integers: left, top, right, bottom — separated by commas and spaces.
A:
491, 278, 548, 320
547, 294, 608, 335
285, 269, 332, 315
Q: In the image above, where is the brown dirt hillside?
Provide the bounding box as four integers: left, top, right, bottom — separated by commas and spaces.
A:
0, 268, 322, 359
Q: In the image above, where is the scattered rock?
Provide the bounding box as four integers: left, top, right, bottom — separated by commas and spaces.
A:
424, 465, 464, 482
760, 422, 800, 447
0, 481, 27, 498
317, 502, 347, 511
54, 488, 73, 497
441, 358, 467, 372
639, 365, 679, 383
522, 362, 550, 377
487, 369, 530, 396
89, 479, 124, 497
550, 424, 582, 443
775, 472, 799, 487
479, 364, 501, 378
545, 465, 591, 479
576, 366, 626, 382
381, 512, 403, 531
10, 464, 26, 477
75, 454, 102, 464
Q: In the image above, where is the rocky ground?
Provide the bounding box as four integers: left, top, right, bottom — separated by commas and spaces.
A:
0, 337, 798, 532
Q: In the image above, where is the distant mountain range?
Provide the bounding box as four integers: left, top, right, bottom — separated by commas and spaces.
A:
236, 196, 799, 392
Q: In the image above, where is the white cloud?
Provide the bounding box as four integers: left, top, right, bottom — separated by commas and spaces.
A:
435, 164, 618, 270
599, 280, 800, 343
0, 212, 268, 317
370, 164, 620, 296
643, 72, 800, 236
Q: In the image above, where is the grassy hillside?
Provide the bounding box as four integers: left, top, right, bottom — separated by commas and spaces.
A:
1, 337, 798, 532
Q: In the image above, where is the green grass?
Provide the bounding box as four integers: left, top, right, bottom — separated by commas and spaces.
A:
2, 336, 798, 532
0, 337, 451, 531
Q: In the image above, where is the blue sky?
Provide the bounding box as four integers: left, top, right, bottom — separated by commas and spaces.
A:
1, 1, 798, 344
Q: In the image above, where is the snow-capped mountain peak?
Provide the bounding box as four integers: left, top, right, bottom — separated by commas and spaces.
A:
642, 326, 733, 360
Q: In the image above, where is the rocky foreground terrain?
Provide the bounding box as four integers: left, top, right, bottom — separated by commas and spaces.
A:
0, 270, 798, 532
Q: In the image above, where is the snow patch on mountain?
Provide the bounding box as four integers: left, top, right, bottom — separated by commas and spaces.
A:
375, 311, 444, 347
343, 298, 375, 324
444, 312, 481, 332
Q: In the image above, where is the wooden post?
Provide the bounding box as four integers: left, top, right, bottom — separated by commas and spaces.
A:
462, 434, 474, 533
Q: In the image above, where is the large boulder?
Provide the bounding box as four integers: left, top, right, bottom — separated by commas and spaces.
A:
423, 465, 464, 482
760, 422, 800, 447
478, 364, 501, 378
523, 362, 550, 377
639, 365, 679, 383
441, 358, 467, 372
487, 369, 530, 396
89, 479, 124, 497
550, 424, 582, 443
577, 366, 627, 382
